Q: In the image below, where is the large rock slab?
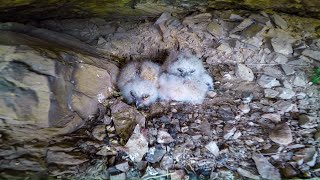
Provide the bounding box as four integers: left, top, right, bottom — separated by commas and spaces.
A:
0, 50, 52, 127
257, 75, 281, 88
302, 49, 320, 61
73, 63, 114, 102
0, 29, 116, 150
110, 100, 145, 141
235, 64, 255, 81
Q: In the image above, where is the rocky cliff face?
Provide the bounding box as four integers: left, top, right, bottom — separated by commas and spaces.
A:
0, 0, 320, 22
0, 1, 320, 179
0, 25, 119, 178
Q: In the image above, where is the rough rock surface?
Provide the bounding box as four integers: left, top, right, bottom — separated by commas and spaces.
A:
1, 10, 320, 180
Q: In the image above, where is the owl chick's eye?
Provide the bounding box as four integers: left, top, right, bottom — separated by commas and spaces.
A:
177, 68, 183, 72
142, 94, 150, 99
190, 70, 195, 73
130, 91, 136, 97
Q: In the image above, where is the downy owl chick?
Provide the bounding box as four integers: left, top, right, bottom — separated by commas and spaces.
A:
163, 50, 206, 78
158, 73, 207, 104
121, 78, 158, 109
117, 60, 161, 89
201, 73, 214, 91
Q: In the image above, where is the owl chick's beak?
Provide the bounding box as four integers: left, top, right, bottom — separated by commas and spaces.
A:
181, 72, 188, 77
208, 85, 214, 91
135, 100, 146, 109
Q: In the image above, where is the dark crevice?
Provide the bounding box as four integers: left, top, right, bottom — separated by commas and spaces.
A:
9, 60, 54, 78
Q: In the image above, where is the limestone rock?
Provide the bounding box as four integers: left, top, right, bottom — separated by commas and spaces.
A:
252, 153, 281, 180
115, 162, 130, 172
280, 164, 298, 178
230, 18, 254, 34
302, 49, 320, 61
218, 106, 235, 121
183, 13, 212, 25
237, 168, 260, 180
207, 21, 225, 38
171, 170, 186, 180
0, 45, 56, 76
269, 123, 293, 145
224, 124, 237, 140
182, 13, 212, 31
238, 104, 250, 114
241, 23, 265, 39
235, 64, 254, 81
110, 173, 126, 180
273, 100, 296, 113
293, 147, 318, 167
281, 64, 295, 75
41, 18, 105, 43
71, 92, 99, 119
160, 154, 174, 170
263, 66, 284, 79
293, 75, 307, 87
271, 38, 293, 55
272, 53, 288, 64
205, 141, 220, 156
262, 113, 281, 122
249, 14, 269, 24
125, 124, 148, 162
230, 14, 244, 20
277, 87, 295, 99
111, 100, 145, 141
0, 158, 45, 172
271, 14, 288, 29
298, 114, 314, 128
46, 150, 88, 165
145, 147, 166, 163
157, 130, 174, 144
296, 92, 307, 99
217, 42, 232, 54
0, 45, 66, 128
257, 75, 281, 88
242, 92, 253, 103
92, 125, 106, 141
73, 63, 114, 103
264, 89, 279, 98
315, 129, 320, 141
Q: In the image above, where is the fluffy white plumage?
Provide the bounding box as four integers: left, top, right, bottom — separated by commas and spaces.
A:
117, 60, 161, 89
139, 61, 161, 87
117, 60, 160, 108
121, 78, 158, 108
159, 50, 215, 104
163, 50, 206, 78
117, 61, 139, 89
117, 52, 214, 107
201, 73, 214, 91
158, 73, 208, 104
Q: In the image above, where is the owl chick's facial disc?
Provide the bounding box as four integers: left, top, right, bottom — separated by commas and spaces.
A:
121, 79, 158, 109
166, 52, 205, 78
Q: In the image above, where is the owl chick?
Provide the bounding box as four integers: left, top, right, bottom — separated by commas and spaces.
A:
201, 73, 214, 91
158, 73, 207, 104
117, 60, 161, 89
163, 50, 206, 78
121, 78, 158, 109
